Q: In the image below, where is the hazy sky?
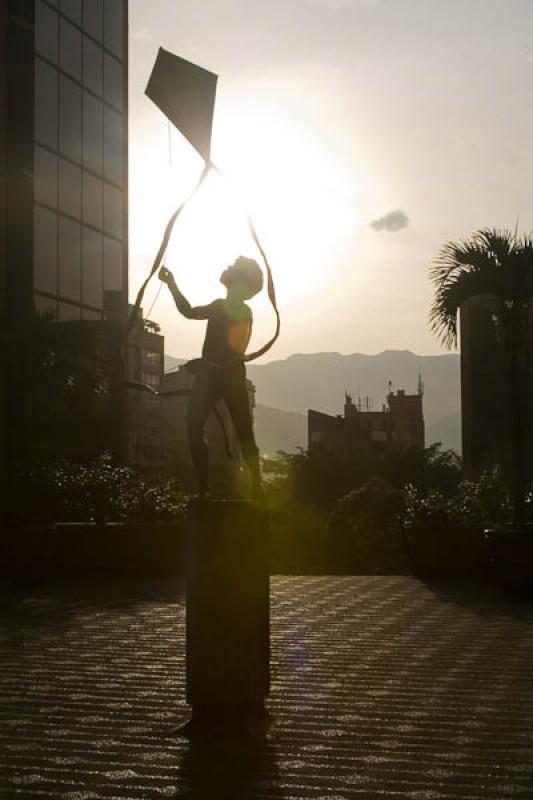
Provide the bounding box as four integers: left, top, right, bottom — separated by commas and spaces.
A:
128, 0, 533, 361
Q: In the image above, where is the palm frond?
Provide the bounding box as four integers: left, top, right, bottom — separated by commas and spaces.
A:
428, 228, 533, 350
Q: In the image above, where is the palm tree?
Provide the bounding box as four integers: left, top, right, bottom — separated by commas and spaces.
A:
429, 228, 533, 526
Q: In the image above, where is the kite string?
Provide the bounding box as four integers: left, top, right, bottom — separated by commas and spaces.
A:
128, 161, 211, 332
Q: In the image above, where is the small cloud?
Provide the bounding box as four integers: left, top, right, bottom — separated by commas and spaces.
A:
370, 209, 409, 233
132, 28, 154, 42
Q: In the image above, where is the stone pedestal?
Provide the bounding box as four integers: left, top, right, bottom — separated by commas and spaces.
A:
186, 500, 270, 711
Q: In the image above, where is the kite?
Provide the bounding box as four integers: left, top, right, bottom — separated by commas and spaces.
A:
129, 47, 280, 363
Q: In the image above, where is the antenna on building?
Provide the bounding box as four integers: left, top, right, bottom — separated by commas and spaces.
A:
417, 366, 424, 397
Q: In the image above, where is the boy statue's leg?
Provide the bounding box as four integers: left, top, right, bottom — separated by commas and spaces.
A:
223, 366, 262, 496
187, 367, 220, 496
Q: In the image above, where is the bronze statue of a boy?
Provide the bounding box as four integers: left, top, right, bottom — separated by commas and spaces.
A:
159, 258, 264, 500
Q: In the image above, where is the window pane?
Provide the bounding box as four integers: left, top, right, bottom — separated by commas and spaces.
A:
58, 158, 81, 218
83, 36, 103, 95
34, 205, 58, 294
103, 183, 122, 238
104, 54, 122, 110
82, 171, 103, 228
35, 1, 58, 63
104, 1, 123, 59
35, 59, 58, 149
142, 349, 162, 368
59, 76, 82, 162
82, 226, 103, 308
34, 293, 58, 319
83, 92, 103, 174
60, 0, 81, 25
34, 146, 58, 208
59, 17, 82, 81
83, 0, 103, 41
58, 216, 81, 301
82, 308, 102, 320
104, 236, 122, 290
103, 105, 122, 185
58, 301, 81, 321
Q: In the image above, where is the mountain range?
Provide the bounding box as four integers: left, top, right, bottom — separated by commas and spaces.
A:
164, 350, 462, 455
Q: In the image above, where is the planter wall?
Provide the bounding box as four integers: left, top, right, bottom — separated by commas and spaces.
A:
1, 522, 187, 583
403, 523, 485, 578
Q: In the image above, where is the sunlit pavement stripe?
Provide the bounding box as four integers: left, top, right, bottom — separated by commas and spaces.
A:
1, 576, 533, 798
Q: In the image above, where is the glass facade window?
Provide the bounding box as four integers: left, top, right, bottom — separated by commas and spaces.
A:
83, 92, 104, 174
34, 206, 58, 295
35, 1, 58, 63
82, 308, 103, 320
60, 0, 81, 26
141, 372, 160, 388
34, 293, 58, 319
82, 227, 104, 308
83, 0, 103, 42
59, 17, 82, 81
104, 2, 123, 59
103, 183, 122, 239
104, 236, 123, 291
59, 75, 82, 162
34, 146, 58, 208
59, 158, 82, 218
82, 171, 103, 229
104, 54, 122, 110
58, 301, 82, 321
58, 216, 81, 301
142, 350, 162, 368
103, 105, 122, 185
83, 36, 103, 96
35, 58, 58, 149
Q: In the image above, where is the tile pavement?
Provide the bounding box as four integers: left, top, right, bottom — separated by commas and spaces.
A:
1, 576, 533, 799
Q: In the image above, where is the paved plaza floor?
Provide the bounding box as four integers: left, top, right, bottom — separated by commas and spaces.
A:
1, 576, 533, 799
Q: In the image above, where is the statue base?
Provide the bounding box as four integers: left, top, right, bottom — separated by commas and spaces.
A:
185, 500, 270, 724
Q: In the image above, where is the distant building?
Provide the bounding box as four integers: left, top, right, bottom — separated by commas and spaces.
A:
460, 294, 533, 481
308, 380, 425, 458
127, 306, 165, 468
0, 1, 129, 473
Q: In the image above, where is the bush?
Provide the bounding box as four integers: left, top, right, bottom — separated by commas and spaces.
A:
2, 453, 189, 526
402, 466, 512, 528
328, 479, 408, 573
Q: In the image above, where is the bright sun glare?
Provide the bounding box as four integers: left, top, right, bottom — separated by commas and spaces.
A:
130, 101, 362, 314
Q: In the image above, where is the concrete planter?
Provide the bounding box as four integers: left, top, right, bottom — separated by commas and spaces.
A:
1, 522, 187, 582
484, 525, 533, 598
402, 522, 485, 578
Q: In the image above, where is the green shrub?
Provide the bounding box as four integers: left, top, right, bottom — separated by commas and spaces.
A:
2, 453, 189, 526
328, 479, 408, 573
402, 466, 512, 528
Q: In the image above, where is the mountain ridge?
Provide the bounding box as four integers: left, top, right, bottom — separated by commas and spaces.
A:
164, 350, 462, 453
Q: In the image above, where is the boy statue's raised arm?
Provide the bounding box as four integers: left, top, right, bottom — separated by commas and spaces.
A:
159, 266, 214, 320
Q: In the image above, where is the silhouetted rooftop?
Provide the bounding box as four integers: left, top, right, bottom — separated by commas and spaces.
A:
1, 576, 532, 798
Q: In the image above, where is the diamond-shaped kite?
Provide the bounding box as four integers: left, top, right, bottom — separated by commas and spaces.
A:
145, 48, 218, 163
130, 48, 279, 364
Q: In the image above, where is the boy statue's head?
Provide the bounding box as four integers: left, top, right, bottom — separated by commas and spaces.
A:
220, 256, 263, 300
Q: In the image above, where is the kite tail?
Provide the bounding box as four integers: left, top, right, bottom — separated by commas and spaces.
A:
128, 162, 212, 333
209, 162, 281, 362
242, 214, 281, 362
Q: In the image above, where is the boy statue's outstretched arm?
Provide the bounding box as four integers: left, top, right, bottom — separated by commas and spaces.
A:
159, 267, 213, 320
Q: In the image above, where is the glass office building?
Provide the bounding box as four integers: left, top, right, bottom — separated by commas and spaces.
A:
33, 0, 127, 321
0, 0, 128, 473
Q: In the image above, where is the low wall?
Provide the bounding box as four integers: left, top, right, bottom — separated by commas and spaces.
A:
1, 523, 188, 583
